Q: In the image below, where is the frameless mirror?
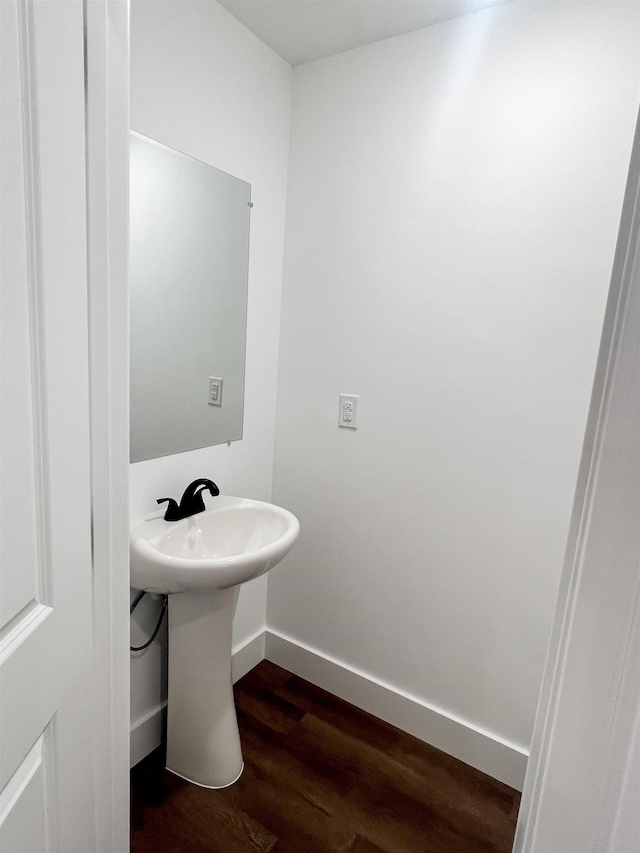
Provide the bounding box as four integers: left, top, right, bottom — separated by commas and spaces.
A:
130, 132, 251, 462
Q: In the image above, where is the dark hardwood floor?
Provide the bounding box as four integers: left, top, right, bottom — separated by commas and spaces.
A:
131, 661, 520, 853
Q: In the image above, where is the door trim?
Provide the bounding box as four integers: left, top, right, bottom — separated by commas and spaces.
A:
84, 1, 130, 849
515, 110, 640, 851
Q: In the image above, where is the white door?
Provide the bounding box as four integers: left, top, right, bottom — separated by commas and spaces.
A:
1, 1, 100, 849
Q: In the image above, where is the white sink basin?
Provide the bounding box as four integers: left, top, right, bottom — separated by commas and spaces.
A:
130, 495, 299, 594
129, 494, 299, 789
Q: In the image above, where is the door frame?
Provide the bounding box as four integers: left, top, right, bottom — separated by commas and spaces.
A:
514, 111, 640, 850
84, 1, 130, 848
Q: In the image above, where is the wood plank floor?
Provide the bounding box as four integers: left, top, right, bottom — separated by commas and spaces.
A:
131, 661, 520, 853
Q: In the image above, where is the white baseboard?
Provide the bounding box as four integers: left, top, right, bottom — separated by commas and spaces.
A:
265, 629, 528, 791
231, 629, 266, 683
129, 630, 266, 768
130, 702, 167, 768
130, 628, 527, 790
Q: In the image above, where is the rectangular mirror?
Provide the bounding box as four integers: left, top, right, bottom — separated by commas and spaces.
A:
130, 132, 251, 462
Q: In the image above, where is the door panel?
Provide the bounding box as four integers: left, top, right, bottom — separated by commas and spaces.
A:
0, 731, 49, 853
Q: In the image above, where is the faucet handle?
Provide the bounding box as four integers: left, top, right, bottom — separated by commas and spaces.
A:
157, 497, 181, 521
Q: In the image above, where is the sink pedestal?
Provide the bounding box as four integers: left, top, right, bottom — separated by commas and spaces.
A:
166, 587, 244, 788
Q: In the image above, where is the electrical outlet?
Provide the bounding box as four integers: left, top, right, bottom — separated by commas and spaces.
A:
339, 394, 358, 429
208, 377, 223, 406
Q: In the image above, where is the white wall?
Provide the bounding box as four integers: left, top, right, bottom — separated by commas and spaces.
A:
129, 0, 291, 759
269, 0, 639, 785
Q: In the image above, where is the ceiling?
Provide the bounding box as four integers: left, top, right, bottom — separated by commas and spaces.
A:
216, 0, 511, 66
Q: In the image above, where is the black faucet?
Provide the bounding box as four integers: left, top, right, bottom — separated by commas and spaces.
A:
157, 478, 220, 522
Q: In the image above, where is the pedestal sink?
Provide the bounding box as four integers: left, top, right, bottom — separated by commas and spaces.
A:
130, 496, 299, 788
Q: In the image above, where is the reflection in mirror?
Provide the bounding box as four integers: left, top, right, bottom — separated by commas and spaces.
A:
130, 132, 251, 462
